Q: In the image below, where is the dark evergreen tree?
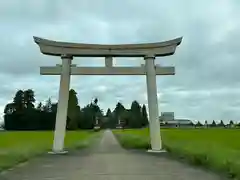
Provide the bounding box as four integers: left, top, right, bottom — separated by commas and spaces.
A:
112, 102, 125, 128
204, 120, 208, 128
13, 90, 24, 112
218, 120, 225, 127
211, 120, 217, 127
141, 104, 148, 127
36, 102, 43, 111
43, 98, 52, 112
4, 103, 15, 115
195, 121, 203, 128
23, 89, 35, 109
67, 89, 80, 130
129, 100, 142, 128
106, 108, 112, 117
228, 120, 234, 128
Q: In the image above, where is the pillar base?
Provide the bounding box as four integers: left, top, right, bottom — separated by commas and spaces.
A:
147, 149, 167, 153
48, 150, 68, 155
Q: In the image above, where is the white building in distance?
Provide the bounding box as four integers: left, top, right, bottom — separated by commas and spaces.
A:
159, 112, 193, 127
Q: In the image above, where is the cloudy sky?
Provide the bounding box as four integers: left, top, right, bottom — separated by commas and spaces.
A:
0, 0, 240, 123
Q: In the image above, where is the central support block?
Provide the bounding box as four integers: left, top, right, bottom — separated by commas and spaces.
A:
105, 56, 113, 67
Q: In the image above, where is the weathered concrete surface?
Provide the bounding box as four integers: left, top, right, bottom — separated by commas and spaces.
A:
0, 130, 226, 180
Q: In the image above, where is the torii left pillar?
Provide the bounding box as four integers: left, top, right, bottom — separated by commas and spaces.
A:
50, 55, 72, 154
145, 55, 162, 152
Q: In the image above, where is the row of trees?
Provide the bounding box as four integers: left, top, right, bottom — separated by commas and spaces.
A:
194, 120, 238, 128
3, 89, 149, 130
103, 101, 148, 129
160, 119, 240, 128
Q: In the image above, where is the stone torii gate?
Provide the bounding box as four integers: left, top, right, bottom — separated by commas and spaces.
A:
33, 36, 182, 154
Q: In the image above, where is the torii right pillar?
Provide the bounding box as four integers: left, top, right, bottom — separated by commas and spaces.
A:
145, 55, 164, 152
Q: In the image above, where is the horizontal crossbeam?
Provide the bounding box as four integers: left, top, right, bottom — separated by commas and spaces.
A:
40, 66, 175, 75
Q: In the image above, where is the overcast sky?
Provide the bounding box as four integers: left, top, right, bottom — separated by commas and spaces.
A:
0, 0, 240, 123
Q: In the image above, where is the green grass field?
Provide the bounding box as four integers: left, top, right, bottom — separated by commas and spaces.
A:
0, 131, 100, 171
113, 128, 240, 179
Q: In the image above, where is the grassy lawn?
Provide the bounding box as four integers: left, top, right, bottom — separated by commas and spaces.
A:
113, 128, 240, 179
0, 130, 101, 171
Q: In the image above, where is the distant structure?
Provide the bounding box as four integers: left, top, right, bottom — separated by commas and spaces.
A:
159, 112, 193, 128
160, 112, 174, 122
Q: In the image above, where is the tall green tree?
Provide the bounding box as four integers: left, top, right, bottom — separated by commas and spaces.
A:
130, 100, 142, 128
13, 90, 24, 112
67, 89, 80, 130
218, 120, 225, 127
36, 102, 43, 111
141, 104, 148, 127
23, 89, 35, 109
115, 102, 125, 114
91, 98, 104, 126
80, 104, 95, 129
43, 98, 52, 112
120, 109, 131, 128
104, 108, 113, 128
93, 98, 98, 105
4, 103, 15, 115
211, 120, 217, 127
204, 120, 208, 128
229, 120, 234, 128
92, 98, 101, 117
113, 102, 125, 127
106, 108, 112, 117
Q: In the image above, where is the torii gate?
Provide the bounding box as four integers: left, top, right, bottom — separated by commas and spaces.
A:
33, 36, 182, 154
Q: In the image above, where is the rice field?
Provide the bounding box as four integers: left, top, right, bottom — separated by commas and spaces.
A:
113, 128, 240, 179
0, 131, 99, 171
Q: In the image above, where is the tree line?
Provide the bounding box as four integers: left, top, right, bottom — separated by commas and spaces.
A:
193, 120, 239, 128
3, 89, 149, 130
161, 119, 240, 128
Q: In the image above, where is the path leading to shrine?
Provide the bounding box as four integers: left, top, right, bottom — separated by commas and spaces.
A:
0, 130, 225, 180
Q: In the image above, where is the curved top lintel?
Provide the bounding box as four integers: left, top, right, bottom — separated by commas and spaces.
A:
33, 36, 182, 50
33, 36, 183, 57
